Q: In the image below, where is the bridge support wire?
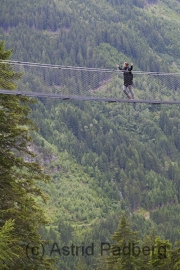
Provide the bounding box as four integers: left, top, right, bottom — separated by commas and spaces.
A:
1, 60, 180, 104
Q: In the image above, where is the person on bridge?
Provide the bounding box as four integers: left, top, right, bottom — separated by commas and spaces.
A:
117, 62, 134, 99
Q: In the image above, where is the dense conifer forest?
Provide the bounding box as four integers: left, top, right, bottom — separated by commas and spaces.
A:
1, 0, 180, 269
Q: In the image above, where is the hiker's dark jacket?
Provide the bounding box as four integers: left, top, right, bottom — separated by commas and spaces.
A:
118, 65, 133, 86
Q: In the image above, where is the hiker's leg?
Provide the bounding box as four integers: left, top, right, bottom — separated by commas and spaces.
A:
123, 85, 131, 99
128, 85, 134, 99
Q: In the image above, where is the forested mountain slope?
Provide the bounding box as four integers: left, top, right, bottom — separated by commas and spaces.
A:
1, 0, 180, 71
1, 0, 180, 269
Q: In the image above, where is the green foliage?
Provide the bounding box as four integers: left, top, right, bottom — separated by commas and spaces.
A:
1, 0, 180, 269
0, 42, 55, 269
106, 213, 140, 270
105, 213, 180, 269
1, 0, 180, 71
0, 220, 19, 269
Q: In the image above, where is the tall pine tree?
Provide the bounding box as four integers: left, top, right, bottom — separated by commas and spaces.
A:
0, 41, 55, 269
106, 212, 141, 270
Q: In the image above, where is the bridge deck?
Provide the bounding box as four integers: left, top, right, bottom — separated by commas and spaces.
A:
0, 90, 180, 104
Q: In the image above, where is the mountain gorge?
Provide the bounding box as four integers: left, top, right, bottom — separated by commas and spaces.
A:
1, 0, 180, 269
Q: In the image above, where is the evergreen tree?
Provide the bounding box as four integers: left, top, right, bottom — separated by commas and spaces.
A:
106, 212, 141, 270
0, 41, 55, 269
0, 220, 19, 270
149, 237, 172, 270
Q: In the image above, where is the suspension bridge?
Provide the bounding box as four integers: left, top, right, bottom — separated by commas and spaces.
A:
1, 60, 180, 104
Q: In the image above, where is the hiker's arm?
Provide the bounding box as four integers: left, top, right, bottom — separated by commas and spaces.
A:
129, 63, 133, 71
117, 64, 122, 70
